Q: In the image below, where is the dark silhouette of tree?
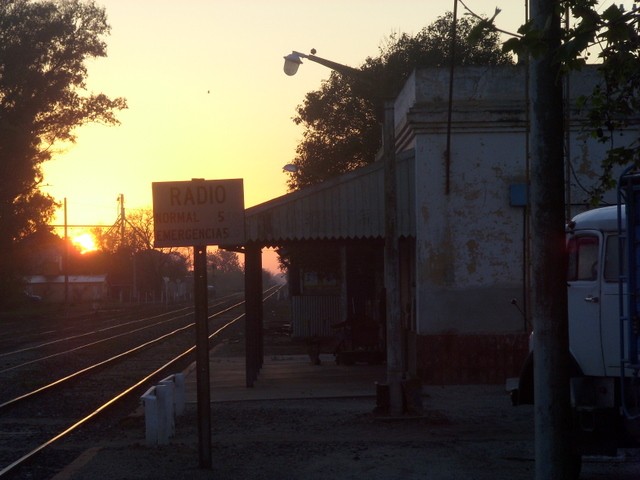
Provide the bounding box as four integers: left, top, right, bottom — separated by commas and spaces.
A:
90, 208, 190, 302
208, 249, 244, 294
0, 0, 126, 305
285, 12, 512, 190
92, 208, 154, 254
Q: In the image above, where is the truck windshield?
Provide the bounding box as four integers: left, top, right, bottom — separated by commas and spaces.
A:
567, 235, 599, 281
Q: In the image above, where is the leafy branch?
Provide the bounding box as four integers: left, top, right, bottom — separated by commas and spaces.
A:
461, 0, 640, 204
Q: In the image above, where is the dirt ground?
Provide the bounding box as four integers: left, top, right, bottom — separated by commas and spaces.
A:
53, 383, 640, 480
52, 297, 640, 480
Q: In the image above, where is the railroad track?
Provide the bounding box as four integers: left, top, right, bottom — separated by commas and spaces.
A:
0, 286, 281, 478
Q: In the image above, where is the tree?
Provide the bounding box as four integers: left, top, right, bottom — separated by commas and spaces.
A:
91, 208, 190, 301
208, 248, 244, 294
569, 2, 639, 200
92, 208, 154, 254
285, 12, 512, 190
0, 0, 126, 305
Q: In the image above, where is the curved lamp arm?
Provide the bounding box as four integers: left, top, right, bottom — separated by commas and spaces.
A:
283, 50, 367, 83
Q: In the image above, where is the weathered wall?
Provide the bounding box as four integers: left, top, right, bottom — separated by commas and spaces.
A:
413, 128, 527, 334
395, 65, 629, 336
401, 66, 529, 335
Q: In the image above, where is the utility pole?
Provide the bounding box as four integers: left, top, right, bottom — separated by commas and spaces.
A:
64, 198, 69, 308
116, 193, 137, 300
383, 101, 403, 416
119, 193, 125, 247
529, 1, 573, 478
283, 51, 404, 415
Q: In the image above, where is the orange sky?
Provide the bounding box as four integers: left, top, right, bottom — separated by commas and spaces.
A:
38, 1, 618, 272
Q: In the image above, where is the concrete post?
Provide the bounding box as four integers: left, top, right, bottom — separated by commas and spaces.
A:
155, 384, 173, 445
141, 387, 158, 446
529, 1, 574, 477
383, 101, 404, 416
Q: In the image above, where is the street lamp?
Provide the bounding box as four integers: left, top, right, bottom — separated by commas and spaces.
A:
283, 49, 368, 82
283, 49, 404, 416
283, 52, 304, 76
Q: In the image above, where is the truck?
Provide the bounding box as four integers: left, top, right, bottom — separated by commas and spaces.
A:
509, 169, 640, 477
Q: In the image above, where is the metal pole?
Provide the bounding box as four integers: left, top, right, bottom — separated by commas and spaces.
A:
119, 194, 125, 246
245, 244, 263, 387
444, 0, 458, 195
529, 0, 573, 477
383, 101, 403, 416
64, 198, 69, 308
284, 52, 404, 413
303, 53, 364, 80
193, 245, 211, 469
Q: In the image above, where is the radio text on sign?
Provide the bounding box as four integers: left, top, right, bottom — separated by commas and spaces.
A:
169, 184, 227, 206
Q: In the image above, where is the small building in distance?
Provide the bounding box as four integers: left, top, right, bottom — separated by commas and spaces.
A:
25, 275, 109, 303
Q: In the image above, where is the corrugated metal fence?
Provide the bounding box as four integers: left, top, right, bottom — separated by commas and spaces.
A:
291, 295, 341, 338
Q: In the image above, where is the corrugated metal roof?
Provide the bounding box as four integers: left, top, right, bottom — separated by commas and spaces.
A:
245, 153, 415, 246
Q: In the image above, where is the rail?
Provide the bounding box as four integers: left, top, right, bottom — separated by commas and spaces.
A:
0, 285, 282, 477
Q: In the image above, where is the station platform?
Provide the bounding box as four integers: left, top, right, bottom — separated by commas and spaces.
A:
184, 348, 386, 403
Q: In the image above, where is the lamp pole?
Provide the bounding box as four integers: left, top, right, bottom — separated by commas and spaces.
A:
284, 50, 404, 415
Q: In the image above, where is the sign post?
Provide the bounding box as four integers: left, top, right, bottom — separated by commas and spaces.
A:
192, 244, 211, 468
152, 178, 244, 469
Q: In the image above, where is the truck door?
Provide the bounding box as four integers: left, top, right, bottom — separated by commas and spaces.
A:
601, 233, 624, 377
567, 232, 605, 376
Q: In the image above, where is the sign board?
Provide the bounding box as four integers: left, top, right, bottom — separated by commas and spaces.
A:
152, 179, 245, 248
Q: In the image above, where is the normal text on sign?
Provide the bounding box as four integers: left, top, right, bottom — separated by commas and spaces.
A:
152, 179, 245, 247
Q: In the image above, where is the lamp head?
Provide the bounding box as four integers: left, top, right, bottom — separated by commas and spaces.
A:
283, 52, 304, 76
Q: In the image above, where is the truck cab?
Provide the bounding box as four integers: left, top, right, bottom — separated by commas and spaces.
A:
567, 206, 625, 379
511, 202, 640, 471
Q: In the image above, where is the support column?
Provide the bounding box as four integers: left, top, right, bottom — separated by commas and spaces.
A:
339, 245, 348, 325
245, 244, 263, 387
383, 100, 404, 416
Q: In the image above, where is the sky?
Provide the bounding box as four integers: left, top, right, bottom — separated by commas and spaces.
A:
38, 0, 618, 269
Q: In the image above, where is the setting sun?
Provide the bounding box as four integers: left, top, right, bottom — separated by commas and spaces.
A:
72, 232, 98, 254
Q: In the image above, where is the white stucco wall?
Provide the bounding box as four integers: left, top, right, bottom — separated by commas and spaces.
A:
396, 65, 632, 335
413, 125, 528, 334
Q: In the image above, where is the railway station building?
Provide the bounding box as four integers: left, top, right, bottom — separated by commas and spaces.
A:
243, 64, 633, 385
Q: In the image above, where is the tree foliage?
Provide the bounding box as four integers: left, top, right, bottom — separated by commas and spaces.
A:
92, 208, 154, 254
286, 12, 512, 190
89, 208, 189, 301
207, 248, 244, 293
208, 248, 242, 275
0, 0, 126, 304
479, 1, 639, 201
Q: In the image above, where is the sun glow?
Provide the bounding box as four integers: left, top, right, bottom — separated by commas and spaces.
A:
72, 232, 98, 254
